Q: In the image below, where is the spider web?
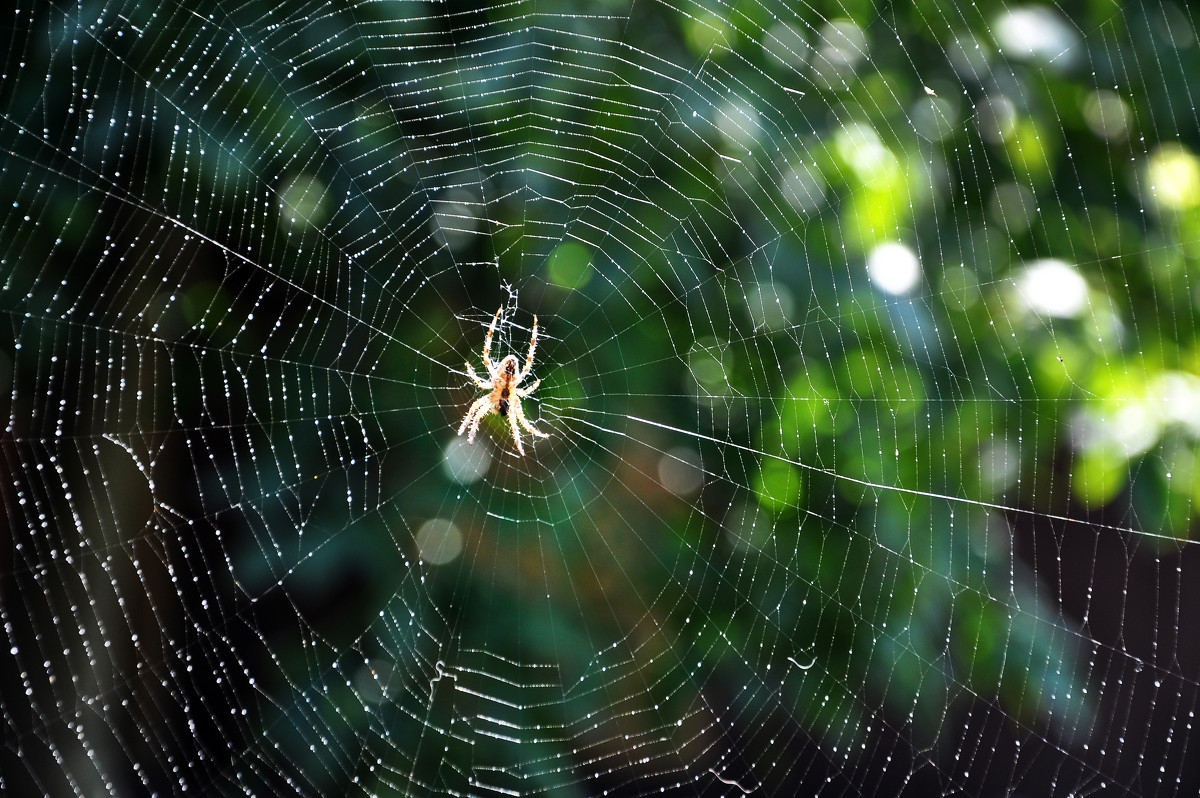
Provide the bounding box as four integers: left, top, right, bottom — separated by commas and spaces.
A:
2, 0, 1199, 795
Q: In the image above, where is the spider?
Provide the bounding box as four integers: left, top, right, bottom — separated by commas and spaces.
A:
457, 306, 550, 456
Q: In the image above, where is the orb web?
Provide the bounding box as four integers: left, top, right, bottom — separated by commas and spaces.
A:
2, 1, 1198, 796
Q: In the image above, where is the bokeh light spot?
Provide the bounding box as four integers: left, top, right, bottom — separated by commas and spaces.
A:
867, 242, 921, 295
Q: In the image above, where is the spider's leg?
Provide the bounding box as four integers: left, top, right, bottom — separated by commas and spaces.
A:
458, 395, 491, 440
507, 406, 526, 456
523, 314, 539, 378
514, 398, 550, 440
465, 401, 490, 443
516, 379, 540, 397
457, 398, 479, 436
482, 306, 503, 373
466, 362, 491, 389
467, 406, 488, 444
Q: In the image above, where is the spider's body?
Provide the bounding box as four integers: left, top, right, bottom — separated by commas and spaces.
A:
494, 356, 517, 417
458, 307, 549, 455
